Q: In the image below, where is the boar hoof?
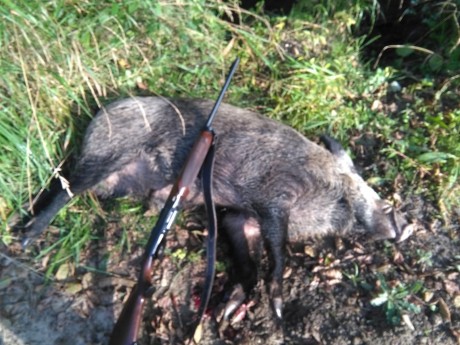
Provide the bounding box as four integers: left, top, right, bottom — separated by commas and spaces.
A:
273, 296, 283, 319
269, 280, 283, 319
222, 283, 246, 322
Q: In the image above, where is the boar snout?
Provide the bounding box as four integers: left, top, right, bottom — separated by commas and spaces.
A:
320, 135, 413, 243
371, 201, 414, 242
370, 200, 413, 242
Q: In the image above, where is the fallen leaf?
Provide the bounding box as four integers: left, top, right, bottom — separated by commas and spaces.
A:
117, 58, 129, 69
136, 80, 148, 90
454, 295, 460, 308
312, 329, 322, 343
371, 100, 383, 111
312, 266, 323, 273
283, 267, 292, 279
397, 223, 414, 242
326, 279, 342, 286
357, 254, 374, 265
376, 264, 392, 273
423, 291, 434, 303
438, 298, 451, 323
304, 245, 316, 257
393, 250, 404, 264
64, 282, 83, 294
402, 314, 415, 331
309, 276, 320, 290
222, 37, 235, 57
41, 254, 50, 268
81, 272, 93, 289
322, 269, 343, 281
55, 263, 74, 281
447, 272, 459, 280
193, 323, 203, 344
445, 280, 460, 296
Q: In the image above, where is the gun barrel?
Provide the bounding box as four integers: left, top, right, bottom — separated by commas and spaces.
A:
205, 57, 240, 128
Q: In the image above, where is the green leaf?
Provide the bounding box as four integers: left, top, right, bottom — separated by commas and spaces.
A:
371, 292, 389, 306
417, 151, 456, 164
410, 281, 424, 294
428, 54, 443, 72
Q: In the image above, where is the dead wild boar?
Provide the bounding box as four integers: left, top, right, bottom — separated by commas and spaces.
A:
19, 96, 412, 320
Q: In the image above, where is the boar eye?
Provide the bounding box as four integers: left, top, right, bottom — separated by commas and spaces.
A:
382, 203, 393, 214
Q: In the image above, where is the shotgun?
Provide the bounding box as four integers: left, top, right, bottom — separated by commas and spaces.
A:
108, 57, 240, 345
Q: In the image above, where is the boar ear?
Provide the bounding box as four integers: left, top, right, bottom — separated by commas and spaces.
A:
320, 135, 344, 155
320, 135, 356, 173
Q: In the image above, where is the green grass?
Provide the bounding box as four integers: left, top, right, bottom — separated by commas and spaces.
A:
0, 0, 459, 274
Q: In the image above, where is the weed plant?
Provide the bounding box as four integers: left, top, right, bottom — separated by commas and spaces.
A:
371, 274, 423, 326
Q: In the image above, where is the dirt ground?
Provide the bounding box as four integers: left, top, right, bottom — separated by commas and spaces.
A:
1, 181, 459, 345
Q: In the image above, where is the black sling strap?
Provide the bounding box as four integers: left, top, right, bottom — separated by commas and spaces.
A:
191, 137, 218, 339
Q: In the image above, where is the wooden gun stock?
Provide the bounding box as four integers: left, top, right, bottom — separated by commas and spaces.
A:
108, 282, 148, 345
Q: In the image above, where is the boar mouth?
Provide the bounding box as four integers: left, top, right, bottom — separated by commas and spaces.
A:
386, 204, 414, 242
369, 202, 414, 242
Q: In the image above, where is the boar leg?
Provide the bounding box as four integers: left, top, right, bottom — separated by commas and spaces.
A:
221, 206, 288, 321
257, 206, 288, 319
220, 210, 263, 320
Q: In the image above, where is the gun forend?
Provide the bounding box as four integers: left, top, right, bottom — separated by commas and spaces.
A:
171, 130, 214, 198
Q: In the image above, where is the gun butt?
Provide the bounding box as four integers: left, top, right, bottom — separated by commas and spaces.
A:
109, 284, 145, 345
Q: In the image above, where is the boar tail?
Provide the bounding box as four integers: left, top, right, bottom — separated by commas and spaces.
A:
21, 189, 72, 247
